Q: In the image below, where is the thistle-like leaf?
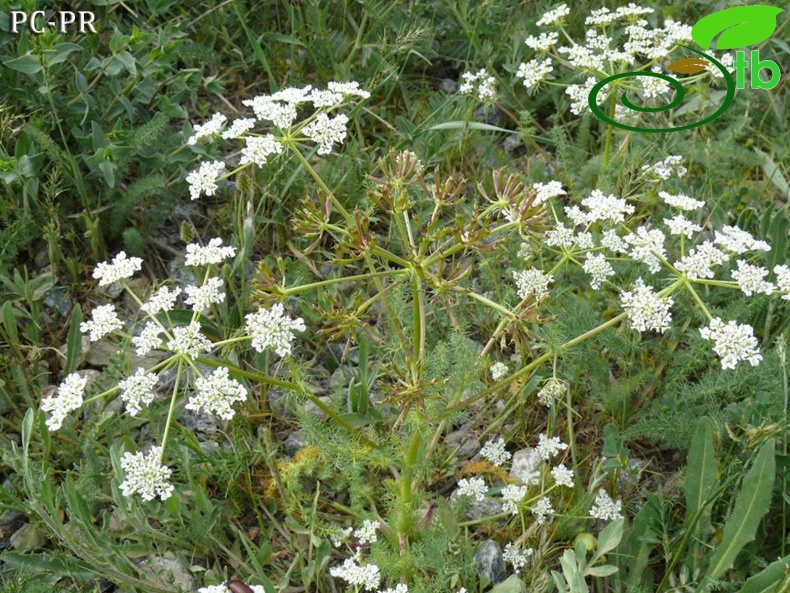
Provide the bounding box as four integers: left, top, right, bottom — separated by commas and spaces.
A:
692, 5, 784, 50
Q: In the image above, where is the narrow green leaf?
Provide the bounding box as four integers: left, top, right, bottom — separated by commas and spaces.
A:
704, 439, 776, 585
2, 54, 43, 74
692, 6, 784, 51
754, 148, 790, 200
64, 307, 84, 375
429, 121, 517, 134
586, 565, 619, 577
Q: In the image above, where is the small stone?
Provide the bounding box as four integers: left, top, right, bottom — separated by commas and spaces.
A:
450, 490, 505, 523
284, 430, 308, 456
509, 448, 542, 482
440, 79, 459, 94
446, 424, 480, 460
473, 539, 506, 585
138, 555, 195, 592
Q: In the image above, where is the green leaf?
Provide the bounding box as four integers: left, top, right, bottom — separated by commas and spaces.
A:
738, 553, 790, 593
692, 6, 784, 50
704, 439, 776, 586
593, 518, 624, 560
586, 565, 619, 577
683, 417, 718, 554
2, 54, 43, 75
490, 574, 526, 593
64, 307, 84, 375
754, 148, 790, 201
43, 43, 83, 67
429, 121, 518, 134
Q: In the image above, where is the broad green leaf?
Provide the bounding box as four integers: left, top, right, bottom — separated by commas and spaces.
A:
692, 6, 784, 51
43, 43, 83, 67
490, 574, 526, 593
586, 565, 619, 577
738, 553, 790, 593
593, 518, 624, 560
2, 54, 43, 74
754, 148, 790, 200
683, 417, 718, 559
704, 439, 776, 586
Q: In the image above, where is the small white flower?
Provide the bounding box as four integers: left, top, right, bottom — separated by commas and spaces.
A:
240, 134, 284, 167
187, 366, 247, 420
184, 277, 226, 311
327, 81, 371, 99
459, 68, 497, 102
455, 477, 487, 502
329, 551, 381, 591
731, 260, 775, 296
245, 303, 306, 357
141, 286, 182, 315
303, 113, 349, 155
536, 433, 568, 460
551, 464, 574, 488
93, 251, 143, 286
583, 253, 615, 290
700, 317, 762, 370
480, 437, 511, 467
309, 89, 344, 108
582, 190, 635, 224
133, 321, 163, 356
185, 238, 237, 267
41, 372, 87, 431
353, 519, 379, 545
80, 303, 123, 342
188, 113, 227, 145
619, 279, 673, 333
168, 321, 212, 359
186, 161, 225, 200
513, 268, 553, 301
120, 446, 174, 501
501, 484, 528, 515
490, 362, 509, 381
601, 229, 628, 253
531, 496, 554, 524
118, 368, 158, 416
546, 223, 575, 248
589, 489, 623, 521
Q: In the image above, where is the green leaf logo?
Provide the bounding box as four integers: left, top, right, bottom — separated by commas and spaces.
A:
692, 5, 784, 50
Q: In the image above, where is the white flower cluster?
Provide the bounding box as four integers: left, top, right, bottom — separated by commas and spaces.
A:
700, 318, 762, 370
664, 215, 702, 239
80, 303, 123, 342
329, 550, 381, 591
536, 433, 569, 460
455, 477, 488, 502
133, 321, 164, 356
525, 31, 559, 51
93, 251, 142, 286
167, 321, 213, 359
642, 156, 687, 180
458, 68, 497, 102
118, 368, 158, 416
41, 373, 87, 431
245, 303, 306, 357
490, 361, 509, 381
551, 464, 574, 488
503, 543, 534, 573
624, 227, 666, 274
537, 378, 566, 407
620, 279, 673, 334
513, 268, 553, 301
731, 260, 775, 296
659, 191, 705, 212
581, 190, 635, 224
533, 180, 566, 205
589, 489, 623, 521
714, 225, 771, 255
516, 58, 553, 89
186, 82, 369, 198
141, 286, 181, 315
501, 484, 527, 515
184, 277, 226, 311
675, 241, 729, 280
353, 519, 379, 545
536, 3, 570, 26
185, 237, 237, 267
119, 446, 174, 501
532, 496, 554, 524
583, 253, 615, 290
775, 265, 790, 299
480, 437, 511, 466
187, 366, 247, 420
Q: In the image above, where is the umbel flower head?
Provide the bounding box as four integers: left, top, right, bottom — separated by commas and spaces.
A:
41, 373, 88, 431
186, 366, 247, 420
700, 317, 762, 370
119, 446, 174, 501
245, 303, 306, 357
